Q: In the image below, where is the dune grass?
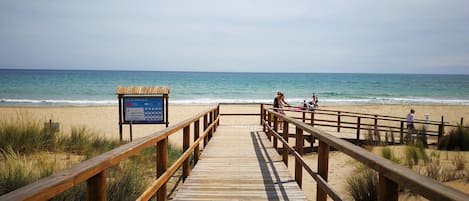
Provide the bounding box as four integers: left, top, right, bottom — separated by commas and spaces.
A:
0, 113, 58, 154
438, 124, 469, 151
0, 114, 183, 200
0, 147, 57, 195
58, 126, 121, 158
347, 164, 378, 201
381, 146, 401, 164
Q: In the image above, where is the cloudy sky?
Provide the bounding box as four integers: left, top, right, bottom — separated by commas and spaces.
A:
1, 0, 468, 74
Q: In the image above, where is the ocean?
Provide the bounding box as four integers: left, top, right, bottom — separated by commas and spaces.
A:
1, 69, 469, 106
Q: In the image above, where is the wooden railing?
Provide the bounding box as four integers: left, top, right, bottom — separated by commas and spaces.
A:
270, 105, 465, 145
0, 105, 220, 201
260, 105, 469, 201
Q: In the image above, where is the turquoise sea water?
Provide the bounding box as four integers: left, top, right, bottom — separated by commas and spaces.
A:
1, 69, 469, 106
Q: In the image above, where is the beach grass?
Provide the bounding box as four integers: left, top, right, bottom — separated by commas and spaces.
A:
381, 146, 401, 164
0, 112, 58, 154
58, 126, 121, 158
0, 147, 59, 195
347, 166, 378, 201
404, 144, 429, 167
0, 114, 182, 199
438, 124, 469, 151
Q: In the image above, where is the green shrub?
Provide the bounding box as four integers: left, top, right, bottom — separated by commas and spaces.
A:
0, 147, 57, 195
452, 154, 466, 171
404, 144, 429, 167
405, 146, 420, 167
347, 167, 378, 201
107, 163, 149, 201
381, 147, 392, 160
438, 124, 469, 151
425, 163, 441, 181
51, 162, 150, 201
380, 147, 401, 164
0, 114, 58, 154
0, 114, 182, 199
58, 126, 121, 158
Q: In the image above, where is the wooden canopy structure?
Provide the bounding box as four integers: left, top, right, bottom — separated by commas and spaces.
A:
116, 86, 170, 95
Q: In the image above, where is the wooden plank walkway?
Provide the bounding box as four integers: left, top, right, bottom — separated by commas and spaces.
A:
173, 124, 307, 201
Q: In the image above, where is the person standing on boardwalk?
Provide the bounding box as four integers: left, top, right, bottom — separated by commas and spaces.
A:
273, 92, 281, 112
406, 109, 415, 143
273, 92, 288, 130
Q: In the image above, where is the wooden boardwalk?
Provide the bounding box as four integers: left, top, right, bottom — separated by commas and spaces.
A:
173, 124, 308, 201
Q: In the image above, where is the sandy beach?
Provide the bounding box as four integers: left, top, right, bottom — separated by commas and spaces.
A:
2, 104, 468, 139
1, 104, 468, 200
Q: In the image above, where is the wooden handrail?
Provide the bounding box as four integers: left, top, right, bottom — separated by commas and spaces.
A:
0, 105, 220, 201
262, 106, 469, 201
271, 106, 460, 145
275, 104, 448, 124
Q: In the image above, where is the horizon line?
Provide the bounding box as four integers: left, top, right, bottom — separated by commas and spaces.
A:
0, 67, 468, 75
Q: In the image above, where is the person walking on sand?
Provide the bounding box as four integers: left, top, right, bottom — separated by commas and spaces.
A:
313, 94, 319, 110
406, 109, 415, 143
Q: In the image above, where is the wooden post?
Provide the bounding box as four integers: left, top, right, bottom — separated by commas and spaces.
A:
118, 95, 123, 142
282, 121, 289, 166
378, 173, 398, 201
260, 104, 264, 126
438, 116, 444, 145
263, 109, 267, 132
217, 105, 220, 127
356, 117, 361, 144
302, 112, 306, 123
165, 95, 169, 127
194, 120, 200, 165
203, 114, 208, 148
157, 138, 168, 201
295, 127, 304, 188
209, 111, 213, 140
337, 112, 341, 132
310, 112, 315, 146
183, 125, 190, 181
129, 121, 133, 142
213, 108, 218, 132
317, 141, 329, 201
391, 130, 395, 144
400, 121, 404, 144
87, 170, 106, 201
311, 112, 315, 127
267, 112, 272, 141
461, 117, 464, 126
273, 115, 278, 149
374, 115, 379, 144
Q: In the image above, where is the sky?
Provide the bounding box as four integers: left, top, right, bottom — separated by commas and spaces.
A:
1, 0, 469, 74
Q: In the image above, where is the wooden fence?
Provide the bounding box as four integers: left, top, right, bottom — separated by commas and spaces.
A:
0, 105, 220, 201
274, 105, 465, 146
260, 105, 469, 201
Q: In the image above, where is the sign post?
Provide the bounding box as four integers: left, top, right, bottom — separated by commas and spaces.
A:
116, 86, 169, 142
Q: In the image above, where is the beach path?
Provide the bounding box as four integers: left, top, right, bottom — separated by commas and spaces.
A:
173, 124, 307, 201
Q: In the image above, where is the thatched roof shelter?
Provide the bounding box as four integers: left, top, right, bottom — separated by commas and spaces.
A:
115, 86, 170, 95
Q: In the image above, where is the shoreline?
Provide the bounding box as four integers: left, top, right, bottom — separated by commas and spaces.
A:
2, 104, 468, 140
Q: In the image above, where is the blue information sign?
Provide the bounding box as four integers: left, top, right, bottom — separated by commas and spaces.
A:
123, 97, 164, 124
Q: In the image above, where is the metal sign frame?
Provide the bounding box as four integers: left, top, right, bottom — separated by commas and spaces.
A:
122, 96, 165, 124
117, 93, 169, 141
